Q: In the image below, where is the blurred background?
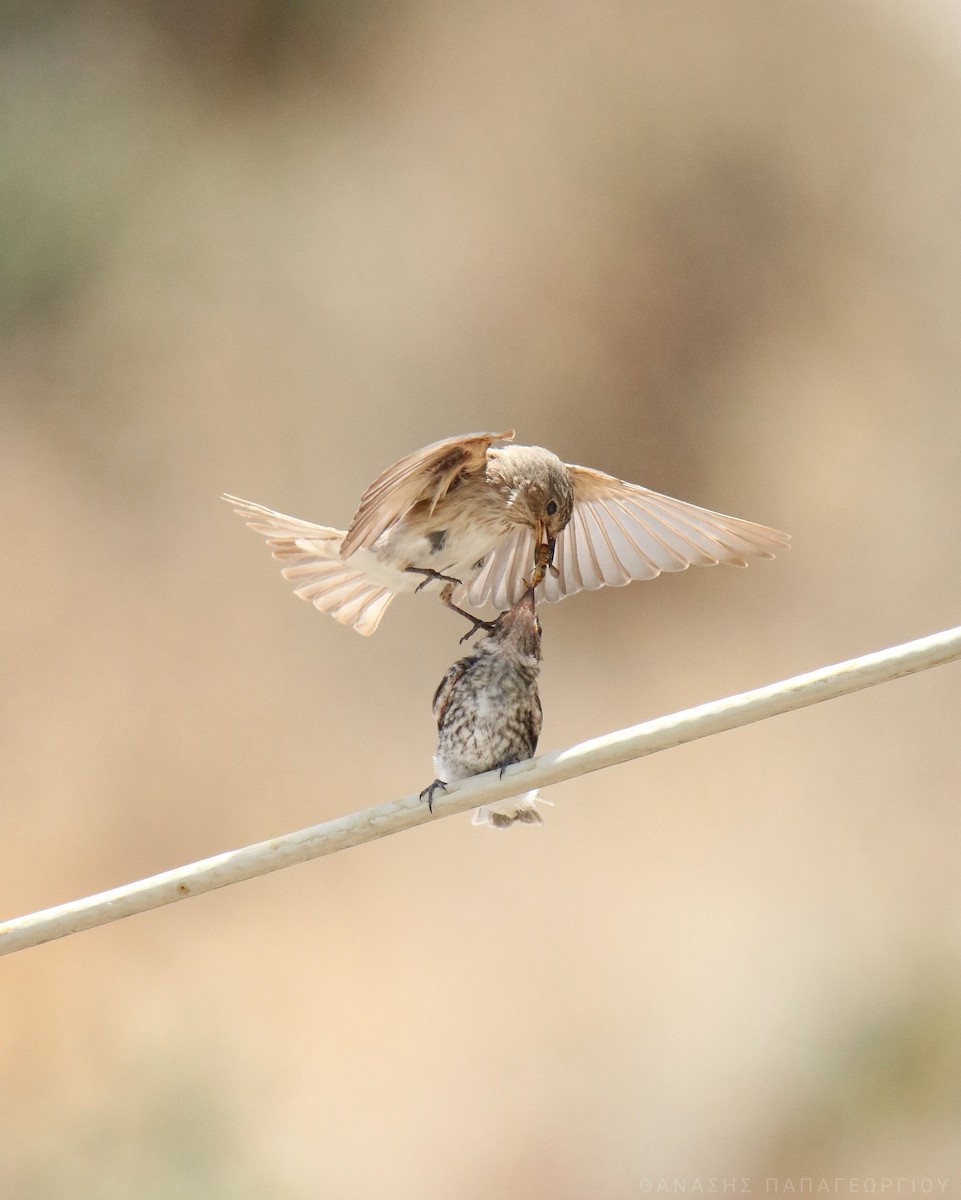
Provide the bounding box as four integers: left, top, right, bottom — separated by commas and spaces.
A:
3, 1, 961, 1195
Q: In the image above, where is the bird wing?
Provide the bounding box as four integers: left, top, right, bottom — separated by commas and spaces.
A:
341, 430, 515, 558
527, 692, 543, 756
459, 466, 789, 608
431, 657, 472, 724
456, 525, 537, 612
546, 465, 791, 599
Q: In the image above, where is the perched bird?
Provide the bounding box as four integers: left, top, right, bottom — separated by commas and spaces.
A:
225, 429, 789, 635
421, 586, 547, 828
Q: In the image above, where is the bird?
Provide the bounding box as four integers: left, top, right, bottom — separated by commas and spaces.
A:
224, 429, 789, 635
420, 586, 548, 828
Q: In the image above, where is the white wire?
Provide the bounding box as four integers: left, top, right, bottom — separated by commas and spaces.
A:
3, 623, 961, 957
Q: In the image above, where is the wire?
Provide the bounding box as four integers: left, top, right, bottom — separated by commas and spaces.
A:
3, 623, 960, 957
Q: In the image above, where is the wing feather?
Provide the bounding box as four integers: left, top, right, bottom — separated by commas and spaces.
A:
341, 430, 515, 557
458, 466, 789, 609
488, 528, 528, 612
457, 526, 535, 611
569, 506, 602, 591
552, 507, 583, 596
432, 659, 470, 724
550, 465, 789, 600
596, 499, 677, 575
579, 503, 631, 586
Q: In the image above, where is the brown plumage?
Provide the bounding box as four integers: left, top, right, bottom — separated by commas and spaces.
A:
224, 430, 789, 635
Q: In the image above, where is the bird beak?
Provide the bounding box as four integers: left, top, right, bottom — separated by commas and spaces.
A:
535, 520, 556, 564
516, 585, 537, 615
499, 584, 539, 651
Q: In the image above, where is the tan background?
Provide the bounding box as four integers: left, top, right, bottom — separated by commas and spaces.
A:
3, 2, 961, 1195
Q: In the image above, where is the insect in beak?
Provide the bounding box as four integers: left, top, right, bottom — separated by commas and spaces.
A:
528, 532, 558, 589
543, 527, 559, 579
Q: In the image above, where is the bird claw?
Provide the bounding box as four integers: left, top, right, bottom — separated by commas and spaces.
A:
458, 615, 497, 643
437, 583, 496, 641
419, 779, 448, 812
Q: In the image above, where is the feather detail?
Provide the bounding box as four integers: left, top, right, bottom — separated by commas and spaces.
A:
283, 558, 394, 634
223, 494, 345, 551
223, 494, 394, 634
472, 791, 553, 828
456, 526, 535, 611
454, 466, 789, 609
341, 430, 514, 558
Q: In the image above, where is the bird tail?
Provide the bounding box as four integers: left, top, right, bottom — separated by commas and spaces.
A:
471, 791, 553, 829
223, 494, 396, 636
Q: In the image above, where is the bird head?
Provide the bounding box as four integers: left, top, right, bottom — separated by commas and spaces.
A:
487, 445, 574, 564
488, 585, 542, 661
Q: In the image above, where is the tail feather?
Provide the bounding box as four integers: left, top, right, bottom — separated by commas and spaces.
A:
222, 494, 345, 550
224, 494, 395, 635
472, 791, 552, 828
288, 560, 394, 635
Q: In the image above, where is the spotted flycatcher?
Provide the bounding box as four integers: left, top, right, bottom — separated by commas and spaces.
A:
225, 429, 788, 634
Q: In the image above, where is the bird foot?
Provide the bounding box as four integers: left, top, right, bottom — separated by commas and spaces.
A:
457, 615, 497, 643
419, 779, 448, 812
438, 583, 497, 642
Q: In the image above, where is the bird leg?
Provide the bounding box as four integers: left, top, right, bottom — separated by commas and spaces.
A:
419, 779, 447, 812
407, 566, 463, 592
439, 582, 497, 642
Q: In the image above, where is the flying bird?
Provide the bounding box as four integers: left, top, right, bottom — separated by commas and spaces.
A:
224, 429, 789, 635
421, 586, 547, 828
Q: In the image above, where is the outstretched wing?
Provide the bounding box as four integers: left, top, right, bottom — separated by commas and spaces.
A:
456, 525, 537, 612
459, 466, 789, 609
341, 430, 515, 558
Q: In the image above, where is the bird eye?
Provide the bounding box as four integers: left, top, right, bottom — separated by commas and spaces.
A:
546, 500, 558, 516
